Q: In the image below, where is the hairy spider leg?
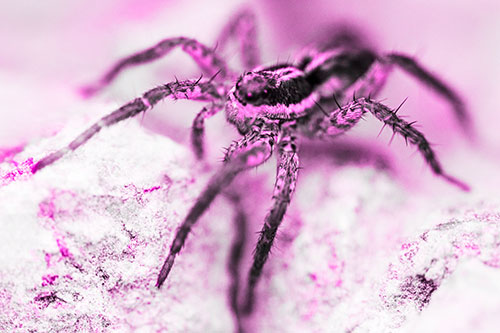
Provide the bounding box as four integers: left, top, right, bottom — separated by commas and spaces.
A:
81, 37, 233, 97
341, 60, 392, 101
191, 102, 225, 159
242, 129, 300, 314
32, 80, 222, 173
298, 96, 366, 139
385, 53, 473, 137
216, 8, 261, 70
298, 101, 392, 169
223, 190, 248, 333
156, 120, 278, 288
346, 97, 470, 191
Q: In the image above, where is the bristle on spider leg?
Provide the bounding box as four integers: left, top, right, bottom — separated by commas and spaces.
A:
208, 69, 223, 83
332, 93, 342, 109
314, 101, 329, 116
377, 123, 388, 138
388, 131, 397, 146
194, 73, 204, 85
394, 97, 409, 114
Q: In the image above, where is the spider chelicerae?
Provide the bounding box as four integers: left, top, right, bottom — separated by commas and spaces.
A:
31, 8, 471, 327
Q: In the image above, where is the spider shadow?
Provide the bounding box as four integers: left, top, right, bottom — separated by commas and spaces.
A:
298, 137, 394, 172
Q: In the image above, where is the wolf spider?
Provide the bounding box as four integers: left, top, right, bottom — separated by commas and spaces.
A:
31, 8, 471, 329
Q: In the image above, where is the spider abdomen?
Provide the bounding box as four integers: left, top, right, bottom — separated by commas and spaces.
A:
302, 48, 377, 96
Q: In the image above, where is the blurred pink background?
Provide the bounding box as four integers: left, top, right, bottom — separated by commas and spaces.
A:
1, 0, 499, 149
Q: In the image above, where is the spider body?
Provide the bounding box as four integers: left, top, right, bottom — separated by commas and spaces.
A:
228, 42, 385, 138
30, 9, 471, 330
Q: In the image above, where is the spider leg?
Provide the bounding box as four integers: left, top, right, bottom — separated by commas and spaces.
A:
386, 53, 473, 137
241, 130, 299, 314
223, 189, 248, 333
156, 120, 278, 288
32, 79, 223, 173
342, 60, 392, 100
216, 8, 261, 70
191, 102, 225, 159
297, 98, 365, 139
81, 37, 233, 97
347, 97, 470, 191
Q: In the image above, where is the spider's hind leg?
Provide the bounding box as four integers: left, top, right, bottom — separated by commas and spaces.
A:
216, 8, 260, 70
386, 53, 473, 137
81, 37, 232, 97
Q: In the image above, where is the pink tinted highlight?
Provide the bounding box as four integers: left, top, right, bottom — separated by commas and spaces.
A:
41, 274, 59, 287
0, 157, 34, 187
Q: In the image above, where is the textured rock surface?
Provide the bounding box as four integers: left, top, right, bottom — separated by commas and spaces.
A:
2, 108, 500, 332
0, 111, 235, 332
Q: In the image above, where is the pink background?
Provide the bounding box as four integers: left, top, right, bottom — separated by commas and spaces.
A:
1, 0, 499, 148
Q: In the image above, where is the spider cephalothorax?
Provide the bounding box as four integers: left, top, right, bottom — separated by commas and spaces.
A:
30, 8, 471, 331
228, 66, 317, 133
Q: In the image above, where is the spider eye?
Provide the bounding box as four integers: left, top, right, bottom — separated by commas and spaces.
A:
246, 92, 259, 101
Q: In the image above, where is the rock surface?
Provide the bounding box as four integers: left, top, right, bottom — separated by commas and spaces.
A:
1, 107, 500, 332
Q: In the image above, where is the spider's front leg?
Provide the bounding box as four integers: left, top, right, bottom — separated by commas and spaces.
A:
191, 102, 225, 160
241, 128, 300, 314
156, 120, 278, 288
298, 98, 365, 139
81, 37, 233, 97
32, 79, 222, 172
347, 97, 470, 191
300, 98, 468, 190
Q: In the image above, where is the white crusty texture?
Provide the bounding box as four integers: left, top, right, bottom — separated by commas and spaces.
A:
0, 107, 234, 332
1, 104, 500, 333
